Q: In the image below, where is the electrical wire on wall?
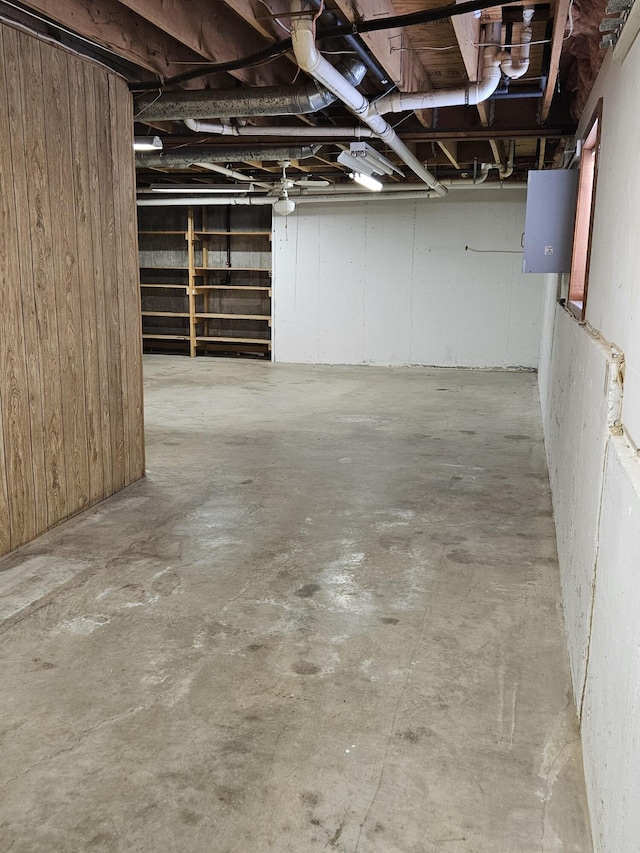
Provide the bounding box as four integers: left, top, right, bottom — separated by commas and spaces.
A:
465, 246, 522, 253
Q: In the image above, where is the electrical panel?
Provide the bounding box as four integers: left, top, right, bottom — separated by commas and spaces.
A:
522, 169, 578, 274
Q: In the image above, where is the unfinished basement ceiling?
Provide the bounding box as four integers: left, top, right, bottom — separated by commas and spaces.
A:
5, 0, 608, 194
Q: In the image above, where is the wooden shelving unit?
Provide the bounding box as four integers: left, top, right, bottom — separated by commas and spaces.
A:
138, 206, 272, 358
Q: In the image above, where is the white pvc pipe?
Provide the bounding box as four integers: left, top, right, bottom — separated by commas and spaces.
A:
136, 181, 526, 207
498, 140, 516, 180
289, 0, 447, 197
371, 64, 501, 114
499, 9, 534, 80
372, 24, 501, 115
369, 12, 535, 113
438, 163, 491, 186
193, 160, 273, 189
186, 117, 375, 139
185, 118, 236, 136
137, 196, 275, 207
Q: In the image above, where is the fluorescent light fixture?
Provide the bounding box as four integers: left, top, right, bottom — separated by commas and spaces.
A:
337, 143, 404, 179
133, 135, 163, 151
350, 172, 383, 191
338, 150, 375, 176
148, 183, 250, 193
350, 142, 402, 176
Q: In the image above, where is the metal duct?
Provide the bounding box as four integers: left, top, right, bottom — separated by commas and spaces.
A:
136, 145, 321, 169
134, 58, 366, 121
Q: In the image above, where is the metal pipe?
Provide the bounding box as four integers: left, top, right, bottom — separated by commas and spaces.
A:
289, 0, 447, 197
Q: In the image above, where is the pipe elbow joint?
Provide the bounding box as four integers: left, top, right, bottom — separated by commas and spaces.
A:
500, 59, 531, 80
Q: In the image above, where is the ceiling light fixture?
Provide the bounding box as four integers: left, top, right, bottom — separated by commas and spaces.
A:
273, 191, 296, 216
338, 142, 403, 178
133, 135, 163, 151
350, 172, 383, 191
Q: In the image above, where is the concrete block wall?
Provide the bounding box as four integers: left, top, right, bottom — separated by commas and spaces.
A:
273, 190, 544, 368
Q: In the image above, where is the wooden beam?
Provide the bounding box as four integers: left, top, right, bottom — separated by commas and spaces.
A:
114, 0, 293, 86
540, 0, 572, 122
451, 0, 482, 82
437, 140, 460, 169
489, 138, 506, 167
222, 0, 293, 44
537, 136, 546, 169
331, 0, 434, 128
18, 0, 206, 78
452, 6, 506, 172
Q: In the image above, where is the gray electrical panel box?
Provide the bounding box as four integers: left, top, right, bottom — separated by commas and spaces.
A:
522, 169, 578, 273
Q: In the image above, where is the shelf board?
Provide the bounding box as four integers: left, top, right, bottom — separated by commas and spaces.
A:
138, 230, 187, 236
196, 336, 271, 345
195, 313, 270, 321
194, 230, 271, 237
140, 283, 189, 290
142, 311, 189, 318
192, 285, 271, 292
140, 265, 189, 271
142, 334, 191, 341
194, 266, 271, 272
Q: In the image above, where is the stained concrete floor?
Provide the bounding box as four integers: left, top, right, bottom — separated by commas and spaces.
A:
0, 357, 592, 852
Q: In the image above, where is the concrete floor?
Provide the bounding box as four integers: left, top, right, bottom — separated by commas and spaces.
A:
0, 357, 592, 852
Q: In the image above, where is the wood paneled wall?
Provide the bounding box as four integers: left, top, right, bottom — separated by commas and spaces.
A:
0, 22, 144, 557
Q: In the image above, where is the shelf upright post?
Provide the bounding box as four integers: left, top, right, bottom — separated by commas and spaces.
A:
187, 206, 197, 358
202, 207, 210, 339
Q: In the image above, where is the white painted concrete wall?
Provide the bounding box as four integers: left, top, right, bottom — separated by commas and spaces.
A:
538, 39, 640, 853
273, 189, 544, 367
582, 436, 640, 852
543, 308, 614, 702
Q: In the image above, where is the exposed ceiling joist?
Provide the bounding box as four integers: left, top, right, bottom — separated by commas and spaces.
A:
438, 140, 461, 169
452, 6, 502, 171
115, 0, 293, 86
541, 0, 572, 122
222, 0, 293, 44
451, 1, 482, 83
488, 137, 506, 168
22, 0, 206, 77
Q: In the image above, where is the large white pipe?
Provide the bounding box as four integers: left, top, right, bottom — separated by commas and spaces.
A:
289, 0, 447, 197
369, 12, 533, 114
371, 67, 501, 113
137, 196, 275, 207
136, 181, 526, 207
371, 34, 501, 115
185, 118, 375, 139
